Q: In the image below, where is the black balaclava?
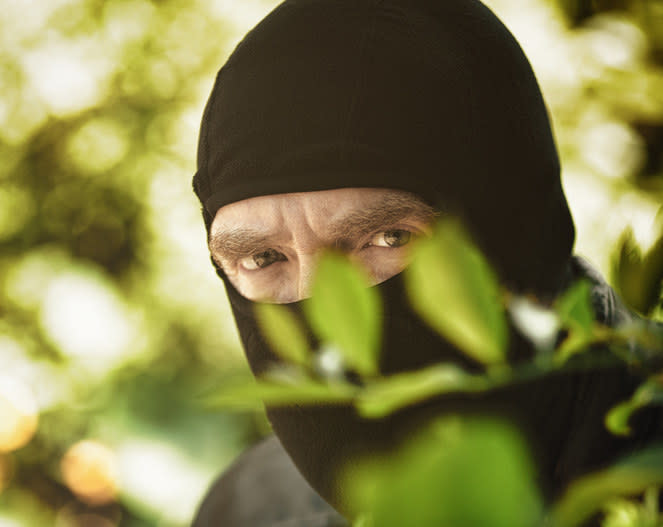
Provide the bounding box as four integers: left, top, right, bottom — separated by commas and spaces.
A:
193, 0, 637, 514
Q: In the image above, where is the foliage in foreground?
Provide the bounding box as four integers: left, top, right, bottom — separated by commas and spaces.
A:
209, 218, 663, 527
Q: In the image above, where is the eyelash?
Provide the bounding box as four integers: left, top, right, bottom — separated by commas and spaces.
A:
238, 228, 418, 272
362, 229, 414, 249
239, 248, 287, 271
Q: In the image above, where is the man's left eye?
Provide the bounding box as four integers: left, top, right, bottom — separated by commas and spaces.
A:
368, 229, 412, 248
239, 249, 287, 270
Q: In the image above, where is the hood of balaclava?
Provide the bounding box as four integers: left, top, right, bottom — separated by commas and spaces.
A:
193, 0, 575, 294
193, 0, 585, 514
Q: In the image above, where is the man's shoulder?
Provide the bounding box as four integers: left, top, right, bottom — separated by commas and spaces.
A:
191, 435, 348, 527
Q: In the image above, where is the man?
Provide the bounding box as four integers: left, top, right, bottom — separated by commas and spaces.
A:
191, 0, 661, 525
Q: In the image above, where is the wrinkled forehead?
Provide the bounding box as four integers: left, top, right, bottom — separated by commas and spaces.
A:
210, 188, 431, 231
207, 188, 437, 257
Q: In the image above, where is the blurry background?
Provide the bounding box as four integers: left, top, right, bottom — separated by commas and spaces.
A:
0, 0, 661, 525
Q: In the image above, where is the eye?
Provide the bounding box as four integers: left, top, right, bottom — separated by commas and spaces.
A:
239, 249, 287, 270
367, 229, 413, 248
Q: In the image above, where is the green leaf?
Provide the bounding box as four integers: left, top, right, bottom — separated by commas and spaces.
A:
356, 364, 489, 418
353, 514, 374, 527
405, 220, 508, 366
554, 330, 597, 365
613, 228, 663, 317
255, 303, 310, 366
555, 279, 595, 336
551, 445, 663, 527
305, 252, 382, 376
605, 379, 663, 436
605, 399, 641, 437
345, 417, 542, 527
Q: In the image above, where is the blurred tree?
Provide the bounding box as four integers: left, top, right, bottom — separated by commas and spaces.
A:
0, 0, 271, 525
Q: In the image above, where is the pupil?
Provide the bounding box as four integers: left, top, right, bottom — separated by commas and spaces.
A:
385, 230, 410, 247
253, 250, 274, 268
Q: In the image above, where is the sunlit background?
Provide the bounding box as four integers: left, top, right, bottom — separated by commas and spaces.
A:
0, 0, 661, 525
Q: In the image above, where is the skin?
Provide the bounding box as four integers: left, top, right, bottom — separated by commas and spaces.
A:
209, 188, 437, 303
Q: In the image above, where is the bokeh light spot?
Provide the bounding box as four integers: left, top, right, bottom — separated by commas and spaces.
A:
146, 60, 178, 100
0, 376, 39, 453
3, 248, 71, 311
581, 120, 645, 178
102, 0, 154, 46
21, 40, 111, 117
61, 440, 118, 506
509, 297, 559, 351
0, 517, 24, 527
66, 118, 130, 175
583, 15, 647, 70
39, 270, 138, 373
0, 95, 48, 146
117, 439, 211, 524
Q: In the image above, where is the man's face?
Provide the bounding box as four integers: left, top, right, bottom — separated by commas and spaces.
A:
208, 188, 436, 303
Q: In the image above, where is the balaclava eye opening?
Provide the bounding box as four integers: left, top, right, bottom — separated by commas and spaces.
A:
191, 0, 597, 514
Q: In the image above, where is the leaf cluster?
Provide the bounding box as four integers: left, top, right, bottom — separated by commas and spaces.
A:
208, 217, 663, 527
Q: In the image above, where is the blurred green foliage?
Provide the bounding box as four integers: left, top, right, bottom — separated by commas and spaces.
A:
305, 253, 382, 377
552, 449, 663, 527
1, 0, 663, 526
0, 1, 275, 525
614, 229, 663, 316
230, 218, 663, 526
406, 220, 508, 366
347, 418, 543, 527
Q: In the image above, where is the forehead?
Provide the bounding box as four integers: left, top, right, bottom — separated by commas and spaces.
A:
210, 187, 423, 234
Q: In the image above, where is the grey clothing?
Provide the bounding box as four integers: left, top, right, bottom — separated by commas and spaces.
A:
192, 436, 347, 527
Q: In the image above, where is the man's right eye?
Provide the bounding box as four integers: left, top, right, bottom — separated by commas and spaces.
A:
239, 249, 287, 271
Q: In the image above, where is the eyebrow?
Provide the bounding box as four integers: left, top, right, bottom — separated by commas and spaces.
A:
209, 228, 273, 266
327, 194, 437, 249
208, 193, 438, 265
